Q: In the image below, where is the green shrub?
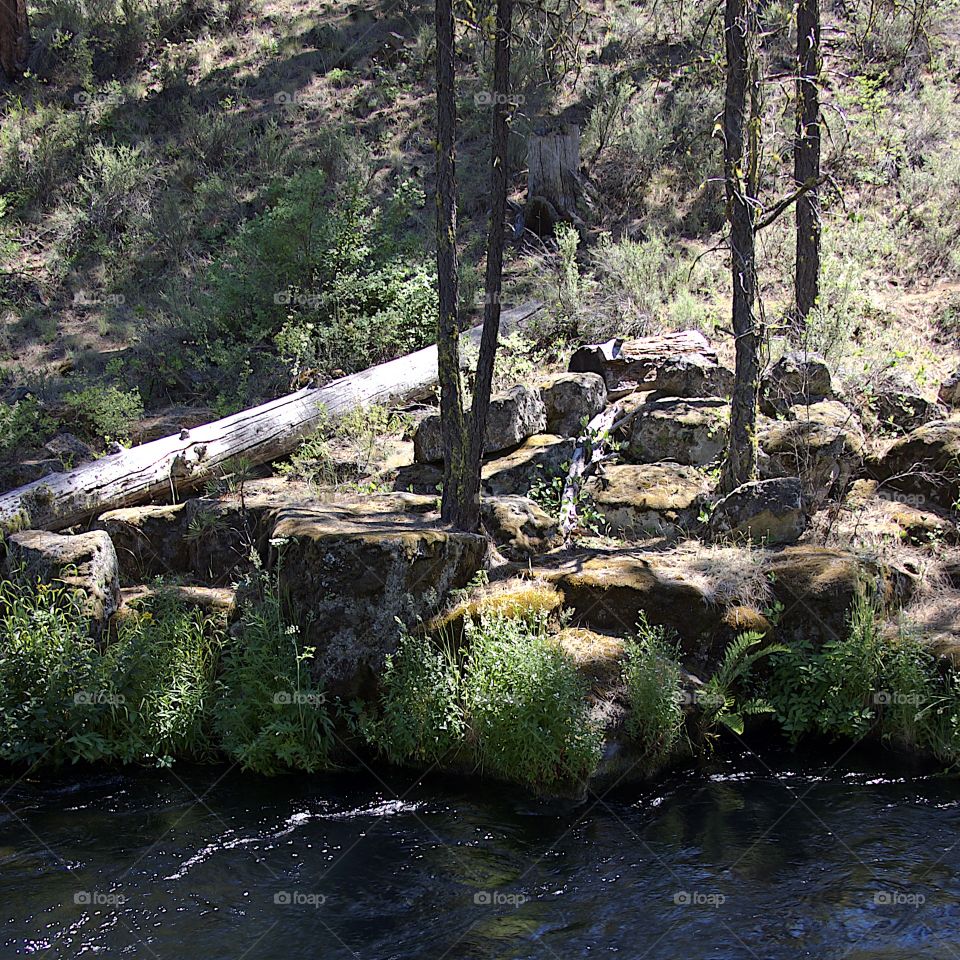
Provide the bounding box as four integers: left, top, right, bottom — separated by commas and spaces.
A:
210, 170, 436, 378
359, 628, 465, 766
0, 397, 54, 458
767, 594, 884, 741
107, 594, 223, 764
214, 579, 335, 775
0, 579, 222, 767
63, 384, 144, 442
461, 613, 602, 791
280, 405, 409, 489
621, 615, 684, 768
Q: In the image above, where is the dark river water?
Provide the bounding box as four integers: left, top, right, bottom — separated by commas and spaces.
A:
2, 747, 959, 959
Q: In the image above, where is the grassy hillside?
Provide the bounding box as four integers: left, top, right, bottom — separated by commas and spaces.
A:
1, 0, 959, 466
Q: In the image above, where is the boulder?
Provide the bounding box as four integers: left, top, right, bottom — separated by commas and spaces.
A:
708, 477, 806, 545
508, 542, 890, 660
271, 496, 486, 692
538, 372, 608, 436
413, 385, 547, 463
759, 400, 864, 506
97, 503, 189, 581
429, 579, 564, 639
587, 463, 711, 539
868, 420, 960, 511
396, 435, 576, 499
843, 479, 956, 546
938, 368, 960, 407
393, 462, 443, 495
482, 434, 575, 496
865, 372, 940, 434
569, 330, 727, 398
554, 627, 626, 688
761, 351, 834, 415
42, 433, 95, 467
650, 353, 734, 400
5, 529, 121, 629
480, 495, 559, 560
627, 397, 729, 466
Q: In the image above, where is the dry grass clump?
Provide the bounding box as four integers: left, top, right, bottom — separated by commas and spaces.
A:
657, 541, 773, 610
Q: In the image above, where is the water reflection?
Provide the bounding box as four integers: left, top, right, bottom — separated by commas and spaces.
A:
2, 751, 959, 958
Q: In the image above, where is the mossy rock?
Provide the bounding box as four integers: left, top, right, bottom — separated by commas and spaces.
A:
427, 579, 565, 639
626, 397, 729, 466
588, 463, 712, 539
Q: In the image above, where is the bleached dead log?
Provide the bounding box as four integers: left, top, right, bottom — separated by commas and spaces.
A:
0, 303, 543, 532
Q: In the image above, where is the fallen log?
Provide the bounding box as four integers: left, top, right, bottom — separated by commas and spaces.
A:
1, 303, 543, 532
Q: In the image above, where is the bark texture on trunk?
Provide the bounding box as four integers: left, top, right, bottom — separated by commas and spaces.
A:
795, 0, 822, 327
461, 0, 515, 532
435, 0, 470, 528
526, 124, 581, 230
0, 303, 542, 533
0, 0, 28, 79
721, 0, 762, 494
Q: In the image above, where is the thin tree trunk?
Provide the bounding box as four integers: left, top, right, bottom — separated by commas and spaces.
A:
0, 0, 29, 79
435, 0, 470, 527
795, 0, 821, 328
720, 0, 762, 494
461, 0, 515, 532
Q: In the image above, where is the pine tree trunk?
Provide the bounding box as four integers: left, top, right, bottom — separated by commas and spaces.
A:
460, 0, 515, 532
435, 0, 470, 528
0, 0, 29, 79
721, 0, 761, 494
795, 0, 821, 327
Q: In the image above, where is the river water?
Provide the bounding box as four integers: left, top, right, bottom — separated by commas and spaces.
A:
2, 746, 959, 958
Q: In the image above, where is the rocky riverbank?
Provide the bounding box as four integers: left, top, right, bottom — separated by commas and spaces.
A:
4, 331, 960, 793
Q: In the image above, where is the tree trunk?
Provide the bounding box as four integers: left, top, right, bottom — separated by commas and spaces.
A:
460, 0, 515, 532
0, 303, 543, 533
526, 124, 581, 233
0, 0, 29, 79
435, 0, 471, 528
795, 0, 821, 328
720, 0, 762, 494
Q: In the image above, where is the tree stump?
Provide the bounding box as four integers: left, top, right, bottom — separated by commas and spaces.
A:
525, 124, 582, 235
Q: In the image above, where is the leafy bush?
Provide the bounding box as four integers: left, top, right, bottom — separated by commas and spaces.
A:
358, 629, 465, 766
0, 397, 54, 458
214, 579, 335, 775
63, 384, 144, 442
210, 171, 436, 378
620, 615, 684, 769
0, 579, 222, 767
767, 594, 885, 741
461, 613, 602, 791
280, 405, 409, 489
